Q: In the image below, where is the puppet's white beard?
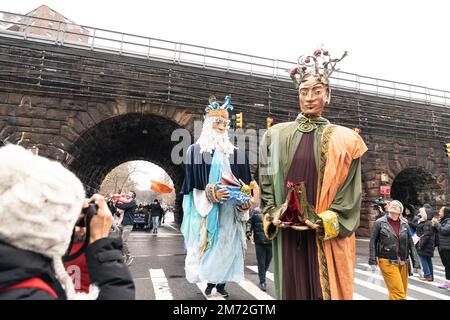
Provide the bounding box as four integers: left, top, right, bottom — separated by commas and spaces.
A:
196, 119, 235, 155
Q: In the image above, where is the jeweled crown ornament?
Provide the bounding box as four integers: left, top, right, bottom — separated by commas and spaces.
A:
205, 95, 233, 118
289, 48, 348, 89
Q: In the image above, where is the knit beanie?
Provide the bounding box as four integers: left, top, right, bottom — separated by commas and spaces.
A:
391, 200, 404, 213
0, 145, 98, 299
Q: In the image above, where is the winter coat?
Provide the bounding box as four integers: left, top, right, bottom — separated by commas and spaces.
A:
116, 199, 137, 226
150, 203, 164, 218
434, 218, 450, 250
246, 208, 271, 245
0, 238, 135, 299
369, 215, 420, 268
416, 219, 435, 257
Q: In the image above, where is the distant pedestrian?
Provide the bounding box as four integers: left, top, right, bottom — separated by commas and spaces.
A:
369, 200, 421, 300
115, 191, 137, 265
246, 206, 272, 291
416, 205, 436, 282
403, 204, 419, 236
432, 207, 450, 290
150, 199, 163, 234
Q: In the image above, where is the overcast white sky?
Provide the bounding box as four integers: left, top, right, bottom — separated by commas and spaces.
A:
2, 0, 450, 91
128, 161, 168, 190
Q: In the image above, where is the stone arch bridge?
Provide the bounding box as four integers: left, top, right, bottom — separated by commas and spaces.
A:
1, 26, 449, 236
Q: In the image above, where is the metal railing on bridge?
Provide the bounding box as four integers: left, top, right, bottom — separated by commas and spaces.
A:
0, 10, 449, 107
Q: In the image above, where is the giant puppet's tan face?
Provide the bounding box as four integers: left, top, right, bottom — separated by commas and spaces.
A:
211, 116, 229, 134
298, 75, 330, 117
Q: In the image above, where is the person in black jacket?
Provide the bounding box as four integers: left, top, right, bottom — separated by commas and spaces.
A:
432, 206, 450, 290
0, 145, 135, 300
403, 203, 419, 235
415, 205, 436, 281
369, 200, 420, 300
247, 206, 272, 291
149, 199, 164, 234
115, 192, 137, 265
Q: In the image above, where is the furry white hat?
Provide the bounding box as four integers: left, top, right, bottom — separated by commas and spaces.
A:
0, 145, 97, 299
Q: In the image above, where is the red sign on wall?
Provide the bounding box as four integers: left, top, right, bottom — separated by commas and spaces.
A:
380, 186, 391, 195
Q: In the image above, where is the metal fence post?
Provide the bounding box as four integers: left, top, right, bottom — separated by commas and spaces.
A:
90, 28, 96, 50
23, 15, 31, 40
120, 33, 124, 54
203, 47, 206, 68
147, 38, 151, 59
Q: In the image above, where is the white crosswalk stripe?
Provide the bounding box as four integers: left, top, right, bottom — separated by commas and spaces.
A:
352, 292, 369, 300
238, 279, 274, 300
141, 261, 447, 300
355, 267, 450, 300
149, 268, 173, 300
358, 263, 448, 289
246, 265, 274, 281
354, 278, 417, 300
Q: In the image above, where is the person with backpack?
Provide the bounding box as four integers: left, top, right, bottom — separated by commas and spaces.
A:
432, 206, 450, 290
415, 204, 436, 282
0, 145, 135, 300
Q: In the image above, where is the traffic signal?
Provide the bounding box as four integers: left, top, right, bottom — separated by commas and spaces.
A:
266, 116, 273, 129
444, 143, 450, 158
235, 112, 243, 128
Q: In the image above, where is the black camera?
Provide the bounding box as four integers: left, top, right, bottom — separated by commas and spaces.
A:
76, 201, 99, 227
373, 197, 387, 211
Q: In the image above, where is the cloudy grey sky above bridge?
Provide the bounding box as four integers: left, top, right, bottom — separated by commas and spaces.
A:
2, 0, 449, 92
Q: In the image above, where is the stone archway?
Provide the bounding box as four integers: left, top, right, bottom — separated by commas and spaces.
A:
66, 113, 187, 224
391, 167, 438, 208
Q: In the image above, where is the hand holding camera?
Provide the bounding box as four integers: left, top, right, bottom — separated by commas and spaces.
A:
84, 194, 114, 244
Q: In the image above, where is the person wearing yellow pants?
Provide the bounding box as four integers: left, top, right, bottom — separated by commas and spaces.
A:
378, 258, 409, 300
369, 200, 421, 300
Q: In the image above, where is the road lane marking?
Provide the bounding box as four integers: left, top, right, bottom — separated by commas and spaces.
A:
165, 223, 178, 231
355, 267, 450, 300
246, 265, 274, 281
149, 268, 173, 300
359, 263, 448, 288
248, 265, 377, 300
435, 265, 445, 271
238, 279, 275, 300
353, 292, 369, 300
353, 278, 417, 300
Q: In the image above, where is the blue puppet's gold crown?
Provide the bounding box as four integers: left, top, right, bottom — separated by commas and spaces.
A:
205, 95, 234, 118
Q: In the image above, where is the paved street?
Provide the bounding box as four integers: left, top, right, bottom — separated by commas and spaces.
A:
128, 213, 450, 300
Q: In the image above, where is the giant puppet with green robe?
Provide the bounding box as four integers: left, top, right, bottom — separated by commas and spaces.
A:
259, 49, 368, 300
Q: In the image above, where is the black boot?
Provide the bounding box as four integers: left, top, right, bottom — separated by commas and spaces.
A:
216, 283, 229, 298
204, 283, 215, 297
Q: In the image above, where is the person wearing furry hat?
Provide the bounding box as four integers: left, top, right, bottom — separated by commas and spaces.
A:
0, 145, 135, 299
